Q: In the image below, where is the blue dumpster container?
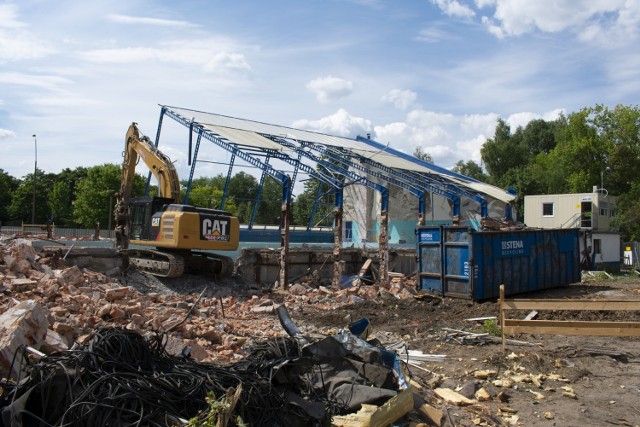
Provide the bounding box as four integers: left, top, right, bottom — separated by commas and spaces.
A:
417, 226, 581, 300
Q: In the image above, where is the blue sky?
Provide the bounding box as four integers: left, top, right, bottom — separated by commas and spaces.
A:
1, 0, 639, 183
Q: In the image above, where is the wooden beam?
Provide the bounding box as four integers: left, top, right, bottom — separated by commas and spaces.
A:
369, 388, 413, 427
504, 320, 640, 337
502, 299, 640, 311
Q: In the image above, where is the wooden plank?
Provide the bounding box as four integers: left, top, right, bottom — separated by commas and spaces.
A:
504, 320, 640, 337
466, 316, 497, 322
331, 404, 377, 427
434, 388, 476, 406
352, 258, 373, 287
502, 299, 640, 311
330, 388, 413, 427
369, 388, 413, 427
417, 403, 443, 426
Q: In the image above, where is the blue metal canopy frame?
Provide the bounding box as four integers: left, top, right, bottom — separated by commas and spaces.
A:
148, 105, 514, 288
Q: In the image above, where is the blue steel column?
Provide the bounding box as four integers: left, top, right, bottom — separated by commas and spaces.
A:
250, 153, 271, 229
145, 107, 166, 196
452, 195, 461, 224
184, 128, 203, 205
220, 152, 236, 210
418, 192, 426, 226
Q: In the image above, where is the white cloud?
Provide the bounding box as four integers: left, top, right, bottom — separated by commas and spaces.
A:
0, 4, 25, 29
204, 51, 251, 74
474, 0, 495, 8
406, 110, 456, 128
416, 26, 454, 43
506, 109, 563, 129
0, 128, 16, 139
106, 14, 199, 28
382, 89, 417, 110
306, 76, 354, 103
26, 96, 104, 107
0, 72, 72, 90
431, 0, 476, 19
370, 108, 563, 168
479, 0, 639, 41
82, 39, 251, 74
292, 109, 371, 137
460, 113, 500, 135
0, 4, 55, 61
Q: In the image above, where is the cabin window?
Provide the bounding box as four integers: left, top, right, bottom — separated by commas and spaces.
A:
581, 201, 592, 228
344, 221, 353, 242
542, 203, 554, 217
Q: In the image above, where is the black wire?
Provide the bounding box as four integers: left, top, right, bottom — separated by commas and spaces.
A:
3, 327, 397, 426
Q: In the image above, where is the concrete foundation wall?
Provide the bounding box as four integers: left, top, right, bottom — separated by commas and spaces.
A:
236, 246, 417, 286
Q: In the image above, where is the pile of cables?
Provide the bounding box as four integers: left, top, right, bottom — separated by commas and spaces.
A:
0, 328, 306, 427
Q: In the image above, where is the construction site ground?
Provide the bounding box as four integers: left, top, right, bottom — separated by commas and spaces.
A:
137, 266, 640, 426
2, 236, 640, 426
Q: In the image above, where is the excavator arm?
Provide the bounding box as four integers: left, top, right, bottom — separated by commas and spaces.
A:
114, 122, 181, 250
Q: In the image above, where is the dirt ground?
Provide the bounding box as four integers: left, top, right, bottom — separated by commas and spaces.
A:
6, 236, 639, 425
141, 270, 640, 426
285, 276, 640, 427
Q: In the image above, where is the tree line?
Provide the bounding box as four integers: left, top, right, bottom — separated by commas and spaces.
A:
0, 164, 335, 230
1, 103, 638, 238
453, 104, 640, 240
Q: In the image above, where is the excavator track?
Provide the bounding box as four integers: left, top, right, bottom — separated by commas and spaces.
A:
184, 252, 236, 277
125, 249, 235, 278
126, 249, 185, 278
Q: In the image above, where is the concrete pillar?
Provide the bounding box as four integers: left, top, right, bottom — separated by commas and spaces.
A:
332, 206, 343, 287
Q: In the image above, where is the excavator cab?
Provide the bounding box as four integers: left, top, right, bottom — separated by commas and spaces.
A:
130, 196, 174, 241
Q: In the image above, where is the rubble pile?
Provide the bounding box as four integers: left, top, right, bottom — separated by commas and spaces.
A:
0, 236, 422, 426
0, 238, 417, 367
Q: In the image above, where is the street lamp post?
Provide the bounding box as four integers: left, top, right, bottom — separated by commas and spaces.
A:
31, 134, 37, 224
601, 166, 611, 191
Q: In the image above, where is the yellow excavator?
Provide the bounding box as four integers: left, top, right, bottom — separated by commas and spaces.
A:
114, 122, 240, 277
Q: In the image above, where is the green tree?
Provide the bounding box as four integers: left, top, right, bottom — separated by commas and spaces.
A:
413, 146, 433, 162
49, 181, 74, 226
451, 160, 487, 181
590, 104, 640, 195
7, 168, 51, 224
292, 178, 335, 227
613, 182, 640, 240
480, 119, 528, 184
522, 118, 558, 156
184, 175, 227, 190
255, 177, 284, 225
73, 164, 144, 228
228, 172, 258, 223
552, 108, 609, 193
47, 167, 88, 226
0, 169, 19, 224
187, 185, 238, 214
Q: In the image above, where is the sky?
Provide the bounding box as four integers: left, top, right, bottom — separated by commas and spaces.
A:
1, 0, 639, 185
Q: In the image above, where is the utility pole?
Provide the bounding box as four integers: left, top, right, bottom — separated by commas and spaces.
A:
32, 134, 37, 224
